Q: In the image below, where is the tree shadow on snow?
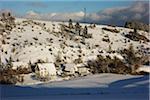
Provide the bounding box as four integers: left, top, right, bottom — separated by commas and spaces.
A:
0, 75, 149, 100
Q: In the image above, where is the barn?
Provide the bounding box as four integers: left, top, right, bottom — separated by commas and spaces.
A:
76, 64, 90, 76
35, 63, 57, 79
62, 63, 78, 75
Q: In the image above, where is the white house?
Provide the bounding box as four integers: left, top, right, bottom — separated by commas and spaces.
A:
35, 63, 57, 79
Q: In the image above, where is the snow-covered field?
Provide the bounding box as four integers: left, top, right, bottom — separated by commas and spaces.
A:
1, 18, 149, 65
1, 74, 149, 100
0, 17, 150, 100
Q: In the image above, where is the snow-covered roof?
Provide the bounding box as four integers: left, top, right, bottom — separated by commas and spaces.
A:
36, 63, 56, 75
63, 63, 78, 72
136, 65, 150, 73
12, 62, 28, 69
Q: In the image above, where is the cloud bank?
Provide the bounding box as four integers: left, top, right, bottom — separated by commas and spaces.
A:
25, 10, 85, 21
1, 1, 149, 26
90, 1, 149, 26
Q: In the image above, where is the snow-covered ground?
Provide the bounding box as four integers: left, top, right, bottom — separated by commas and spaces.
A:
0, 18, 150, 100
1, 18, 149, 65
1, 74, 149, 100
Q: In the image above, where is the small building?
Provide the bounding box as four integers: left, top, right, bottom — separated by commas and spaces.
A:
76, 64, 90, 76
62, 63, 78, 75
11, 62, 29, 70
35, 63, 56, 79
136, 65, 150, 73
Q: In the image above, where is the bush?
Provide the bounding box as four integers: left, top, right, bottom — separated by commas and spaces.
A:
124, 21, 149, 32
102, 27, 119, 33
33, 37, 38, 41
87, 55, 131, 74
74, 58, 83, 64
0, 68, 18, 84
84, 34, 92, 38
120, 44, 148, 74
0, 66, 31, 84
102, 38, 110, 43
0, 64, 25, 84
0, 75, 18, 84
109, 57, 131, 74
125, 30, 149, 42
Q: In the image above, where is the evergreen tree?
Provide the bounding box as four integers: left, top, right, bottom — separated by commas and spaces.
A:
68, 19, 73, 29
127, 44, 136, 65
75, 22, 81, 35
1, 12, 6, 22
8, 12, 11, 17
83, 25, 88, 37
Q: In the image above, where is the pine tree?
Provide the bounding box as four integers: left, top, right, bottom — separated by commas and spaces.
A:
75, 22, 81, 35
68, 19, 73, 29
1, 12, 6, 22
108, 45, 112, 53
6, 56, 13, 68
8, 12, 11, 17
127, 44, 136, 65
83, 25, 88, 37
125, 44, 138, 74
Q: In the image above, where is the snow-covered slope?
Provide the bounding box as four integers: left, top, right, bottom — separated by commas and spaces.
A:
0, 18, 149, 65
0, 18, 149, 100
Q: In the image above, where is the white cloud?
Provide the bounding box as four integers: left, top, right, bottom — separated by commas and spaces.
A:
1, 1, 148, 26
93, 1, 149, 25
25, 11, 85, 21
100, 7, 127, 15
18, 1, 150, 26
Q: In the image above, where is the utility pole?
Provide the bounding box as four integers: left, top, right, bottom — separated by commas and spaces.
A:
84, 8, 86, 23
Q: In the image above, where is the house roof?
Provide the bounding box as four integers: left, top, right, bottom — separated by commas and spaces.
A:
12, 62, 28, 69
37, 63, 56, 75
63, 63, 77, 72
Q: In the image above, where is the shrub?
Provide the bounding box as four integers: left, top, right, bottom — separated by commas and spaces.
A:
11, 48, 16, 53
102, 27, 119, 33
120, 44, 148, 74
0, 56, 31, 84
125, 30, 149, 42
2, 39, 6, 44
102, 38, 110, 43
0, 75, 18, 84
74, 58, 83, 64
0, 67, 28, 84
87, 55, 131, 74
84, 34, 92, 38
33, 37, 38, 41
0, 68, 20, 84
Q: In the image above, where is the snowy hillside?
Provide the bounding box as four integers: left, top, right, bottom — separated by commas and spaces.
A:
0, 15, 150, 85
0, 13, 150, 100
0, 18, 149, 65
0, 0, 150, 99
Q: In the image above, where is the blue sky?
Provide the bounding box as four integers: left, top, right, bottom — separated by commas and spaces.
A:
0, 1, 135, 15
0, 0, 148, 26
